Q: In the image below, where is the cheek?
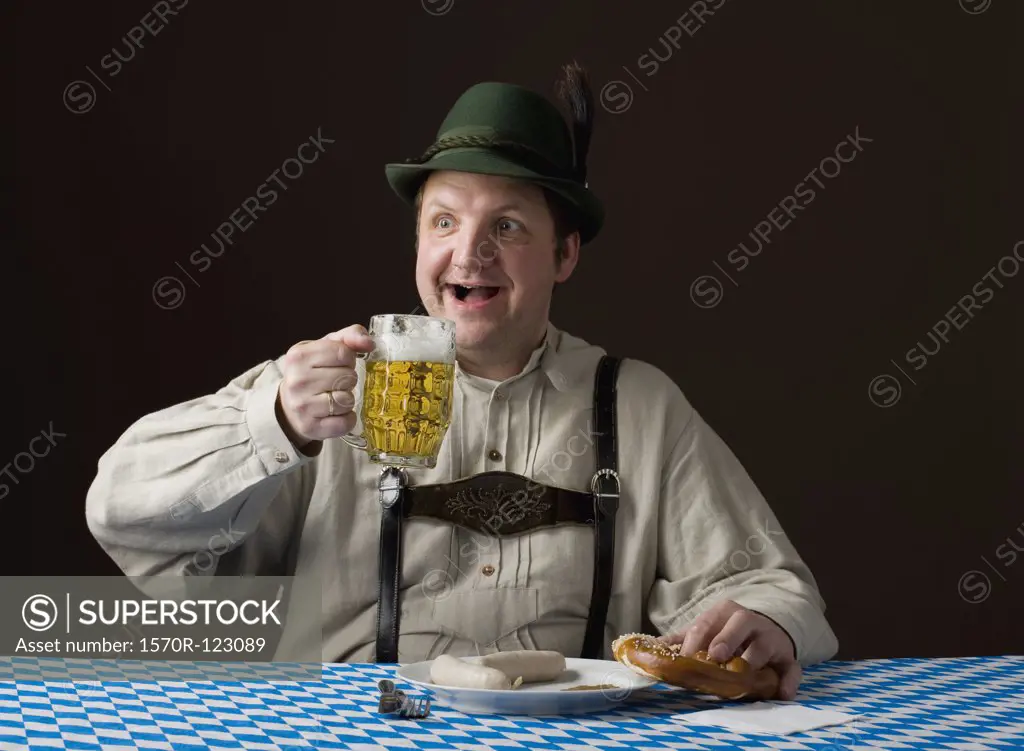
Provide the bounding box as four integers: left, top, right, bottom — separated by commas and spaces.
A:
505, 255, 554, 297
415, 244, 451, 311
415, 244, 445, 284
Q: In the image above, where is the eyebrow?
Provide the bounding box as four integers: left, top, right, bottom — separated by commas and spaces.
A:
425, 200, 527, 215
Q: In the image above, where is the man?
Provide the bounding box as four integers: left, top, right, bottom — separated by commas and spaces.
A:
86, 63, 837, 699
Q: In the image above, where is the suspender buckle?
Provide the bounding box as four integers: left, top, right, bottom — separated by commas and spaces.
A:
590, 467, 620, 500
589, 469, 618, 516
378, 466, 407, 509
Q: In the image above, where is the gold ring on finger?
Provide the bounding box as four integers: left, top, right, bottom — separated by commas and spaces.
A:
326, 391, 337, 417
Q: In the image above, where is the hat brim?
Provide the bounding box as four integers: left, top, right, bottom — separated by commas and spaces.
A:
385, 148, 603, 244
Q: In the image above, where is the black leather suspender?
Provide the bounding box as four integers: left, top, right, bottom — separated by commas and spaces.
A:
372, 355, 623, 663
580, 355, 623, 659
375, 467, 406, 663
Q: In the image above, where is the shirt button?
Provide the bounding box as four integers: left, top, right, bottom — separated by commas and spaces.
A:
274, 450, 289, 463
481, 565, 495, 577
487, 449, 502, 462
494, 390, 505, 401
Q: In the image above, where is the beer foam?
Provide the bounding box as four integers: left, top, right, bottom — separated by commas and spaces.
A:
374, 332, 454, 362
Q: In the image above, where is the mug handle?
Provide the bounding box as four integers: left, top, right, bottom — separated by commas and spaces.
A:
339, 349, 371, 451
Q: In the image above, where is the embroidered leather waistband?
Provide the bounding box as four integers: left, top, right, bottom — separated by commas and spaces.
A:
398, 471, 596, 536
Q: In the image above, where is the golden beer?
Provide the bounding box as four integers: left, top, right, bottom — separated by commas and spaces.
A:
341, 314, 456, 468
362, 359, 454, 462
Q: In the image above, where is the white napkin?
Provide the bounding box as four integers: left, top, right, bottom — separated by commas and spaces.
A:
668, 702, 860, 736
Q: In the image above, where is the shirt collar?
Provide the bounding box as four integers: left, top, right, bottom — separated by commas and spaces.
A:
514, 322, 572, 391
539, 322, 589, 393
454, 322, 588, 393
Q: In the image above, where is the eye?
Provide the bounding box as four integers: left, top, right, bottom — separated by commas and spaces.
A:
497, 218, 523, 234
434, 215, 455, 230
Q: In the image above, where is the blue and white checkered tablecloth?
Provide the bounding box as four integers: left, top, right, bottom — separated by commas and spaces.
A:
0, 656, 1021, 750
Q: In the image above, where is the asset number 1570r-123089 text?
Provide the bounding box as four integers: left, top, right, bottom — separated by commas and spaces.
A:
139, 637, 267, 654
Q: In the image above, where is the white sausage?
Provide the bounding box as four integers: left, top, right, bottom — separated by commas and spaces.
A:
478, 650, 566, 683
430, 654, 518, 690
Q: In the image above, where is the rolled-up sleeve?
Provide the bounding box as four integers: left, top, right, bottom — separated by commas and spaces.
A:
85, 357, 316, 578
647, 407, 839, 666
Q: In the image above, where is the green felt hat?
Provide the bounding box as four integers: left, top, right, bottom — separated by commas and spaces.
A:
385, 68, 604, 244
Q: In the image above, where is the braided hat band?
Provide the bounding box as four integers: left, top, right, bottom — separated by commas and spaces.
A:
404, 133, 586, 187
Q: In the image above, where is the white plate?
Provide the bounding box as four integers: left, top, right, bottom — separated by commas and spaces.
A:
394, 656, 657, 715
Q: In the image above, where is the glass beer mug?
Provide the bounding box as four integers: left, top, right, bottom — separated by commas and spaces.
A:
341, 314, 456, 469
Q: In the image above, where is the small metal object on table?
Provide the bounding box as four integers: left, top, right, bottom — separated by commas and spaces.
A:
378, 677, 431, 719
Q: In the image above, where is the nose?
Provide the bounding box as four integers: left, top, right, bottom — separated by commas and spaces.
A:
450, 222, 500, 275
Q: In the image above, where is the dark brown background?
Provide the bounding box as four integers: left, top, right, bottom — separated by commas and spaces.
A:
7, 0, 1022, 660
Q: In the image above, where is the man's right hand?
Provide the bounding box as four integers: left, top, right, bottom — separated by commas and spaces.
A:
276, 325, 376, 449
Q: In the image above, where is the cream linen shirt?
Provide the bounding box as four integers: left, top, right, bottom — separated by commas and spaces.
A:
85, 323, 839, 666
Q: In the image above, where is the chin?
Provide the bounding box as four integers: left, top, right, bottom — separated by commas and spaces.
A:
454, 321, 498, 350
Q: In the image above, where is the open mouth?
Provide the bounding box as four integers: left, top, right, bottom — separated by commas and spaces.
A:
450, 284, 501, 303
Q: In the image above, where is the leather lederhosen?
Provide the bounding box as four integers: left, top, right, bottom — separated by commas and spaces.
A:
373, 355, 623, 663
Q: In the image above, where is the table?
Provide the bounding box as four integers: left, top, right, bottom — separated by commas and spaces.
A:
1, 655, 1021, 750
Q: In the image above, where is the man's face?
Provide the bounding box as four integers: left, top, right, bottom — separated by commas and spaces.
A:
415, 170, 578, 354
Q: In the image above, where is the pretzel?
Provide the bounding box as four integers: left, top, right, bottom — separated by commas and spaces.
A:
611, 633, 780, 700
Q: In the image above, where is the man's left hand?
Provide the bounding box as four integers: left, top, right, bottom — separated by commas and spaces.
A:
660, 600, 801, 699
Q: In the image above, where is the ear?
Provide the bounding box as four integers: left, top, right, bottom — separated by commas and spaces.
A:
555, 231, 581, 282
